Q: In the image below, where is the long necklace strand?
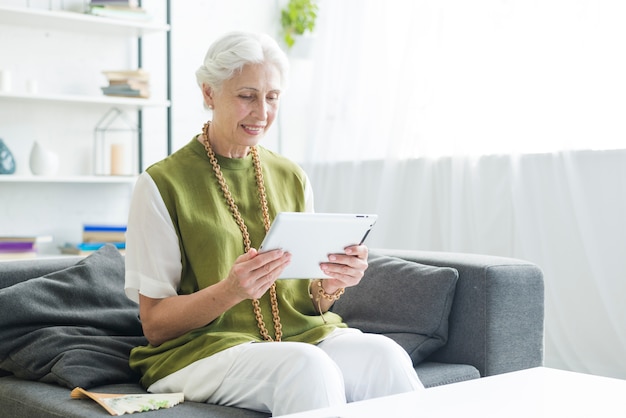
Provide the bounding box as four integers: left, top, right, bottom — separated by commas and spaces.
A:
202, 121, 282, 342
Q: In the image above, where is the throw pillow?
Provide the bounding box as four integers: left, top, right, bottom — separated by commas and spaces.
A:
331, 252, 459, 365
0, 244, 147, 389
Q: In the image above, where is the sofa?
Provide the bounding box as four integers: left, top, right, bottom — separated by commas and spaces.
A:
0, 245, 544, 417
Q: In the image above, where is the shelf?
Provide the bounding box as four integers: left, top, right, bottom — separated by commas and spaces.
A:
0, 175, 137, 184
0, 254, 83, 262
0, 92, 170, 108
0, 6, 169, 36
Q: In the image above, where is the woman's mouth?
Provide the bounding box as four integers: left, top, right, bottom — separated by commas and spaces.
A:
241, 124, 265, 135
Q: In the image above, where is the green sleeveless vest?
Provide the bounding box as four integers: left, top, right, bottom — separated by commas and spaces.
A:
129, 138, 345, 388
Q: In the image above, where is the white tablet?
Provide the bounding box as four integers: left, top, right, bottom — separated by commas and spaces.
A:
259, 212, 378, 279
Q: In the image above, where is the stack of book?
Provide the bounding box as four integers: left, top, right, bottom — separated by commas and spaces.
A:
0, 236, 53, 260
61, 224, 126, 255
87, 0, 152, 21
101, 69, 150, 99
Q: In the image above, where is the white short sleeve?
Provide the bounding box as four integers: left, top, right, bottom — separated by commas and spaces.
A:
124, 172, 182, 303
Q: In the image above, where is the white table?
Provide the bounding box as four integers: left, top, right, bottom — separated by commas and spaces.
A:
276, 367, 626, 417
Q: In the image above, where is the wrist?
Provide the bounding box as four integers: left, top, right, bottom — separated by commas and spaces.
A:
319, 279, 340, 295
309, 280, 344, 323
315, 280, 344, 301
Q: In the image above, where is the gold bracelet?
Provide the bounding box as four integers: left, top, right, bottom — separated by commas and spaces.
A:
310, 280, 344, 324
316, 280, 345, 301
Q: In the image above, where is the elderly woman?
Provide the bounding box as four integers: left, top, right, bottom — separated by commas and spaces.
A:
124, 31, 423, 416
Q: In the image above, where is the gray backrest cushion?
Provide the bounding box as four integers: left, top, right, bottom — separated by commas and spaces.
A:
0, 256, 82, 289
0, 245, 147, 389
331, 252, 459, 364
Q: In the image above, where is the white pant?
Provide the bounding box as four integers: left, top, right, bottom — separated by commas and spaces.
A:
149, 328, 424, 416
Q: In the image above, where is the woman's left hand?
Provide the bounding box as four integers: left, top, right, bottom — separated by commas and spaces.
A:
319, 244, 369, 293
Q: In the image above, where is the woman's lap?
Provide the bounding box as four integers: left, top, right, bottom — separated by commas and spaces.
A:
148, 328, 422, 416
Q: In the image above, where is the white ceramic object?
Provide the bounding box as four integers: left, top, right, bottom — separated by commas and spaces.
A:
29, 141, 59, 176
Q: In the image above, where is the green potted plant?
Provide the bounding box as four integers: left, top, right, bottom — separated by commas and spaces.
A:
280, 0, 319, 49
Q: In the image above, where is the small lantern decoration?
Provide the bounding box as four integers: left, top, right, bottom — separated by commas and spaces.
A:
93, 108, 138, 176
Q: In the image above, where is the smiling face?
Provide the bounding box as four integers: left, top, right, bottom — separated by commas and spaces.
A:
202, 62, 282, 158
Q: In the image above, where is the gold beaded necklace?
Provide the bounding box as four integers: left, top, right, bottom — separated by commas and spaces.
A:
202, 121, 282, 342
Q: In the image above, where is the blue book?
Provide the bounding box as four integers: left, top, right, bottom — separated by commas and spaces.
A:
77, 242, 126, 251
83, 224, 127, 232
61, 242, 126, 255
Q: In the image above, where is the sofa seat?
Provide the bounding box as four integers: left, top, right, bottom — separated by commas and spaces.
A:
415, 362, 481, 388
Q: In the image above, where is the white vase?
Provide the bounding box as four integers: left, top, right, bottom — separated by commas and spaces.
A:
29, 141, 59, 176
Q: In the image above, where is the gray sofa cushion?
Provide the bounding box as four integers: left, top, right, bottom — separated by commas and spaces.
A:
0, 245, 147, 389
332, 253, 459, 364
415, 362, 480, 388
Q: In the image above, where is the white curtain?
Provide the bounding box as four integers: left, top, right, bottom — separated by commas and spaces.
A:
286, 0, 626, 379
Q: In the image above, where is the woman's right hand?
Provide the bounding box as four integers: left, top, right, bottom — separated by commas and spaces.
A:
224, 248, 291, 300
139, 248, 290, 346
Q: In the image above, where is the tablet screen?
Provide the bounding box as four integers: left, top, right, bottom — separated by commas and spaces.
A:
259, 212, 378, 279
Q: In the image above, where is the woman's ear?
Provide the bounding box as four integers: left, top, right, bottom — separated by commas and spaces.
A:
202, 83, 214, 109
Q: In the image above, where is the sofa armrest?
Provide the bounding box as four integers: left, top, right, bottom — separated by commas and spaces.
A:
373, 249, 544, 377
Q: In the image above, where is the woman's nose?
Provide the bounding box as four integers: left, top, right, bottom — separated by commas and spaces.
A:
251, 100, 268, 120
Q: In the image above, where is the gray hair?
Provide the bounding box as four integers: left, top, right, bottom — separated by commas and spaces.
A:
196, 31, 289, 94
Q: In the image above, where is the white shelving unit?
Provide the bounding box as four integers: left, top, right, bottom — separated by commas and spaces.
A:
0, 5, 168, 36
0, 175, 137, 184
0, 3, 171, 254
0, 91, 169, 108
0, 4, 171, 180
